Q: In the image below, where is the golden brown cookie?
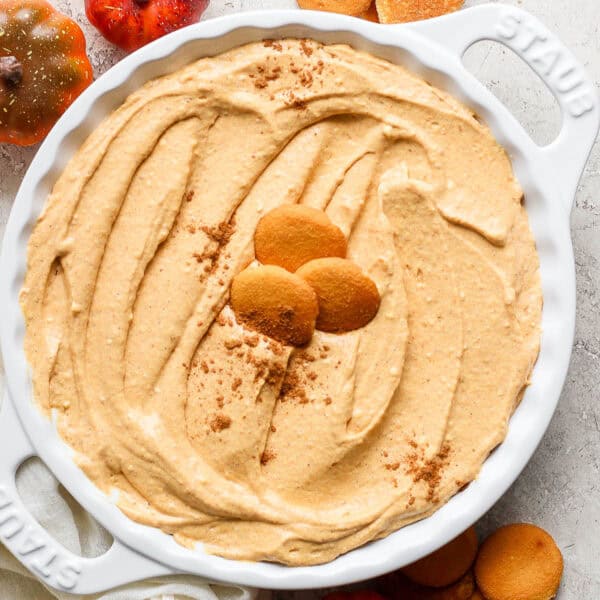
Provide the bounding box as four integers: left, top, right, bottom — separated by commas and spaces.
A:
296, 257, 380, 332
361, 1, 380, 22
375, 0, 463, 23
298, 0, 373, 17
433, 572, 476, 600
474, 524, 563, 600
470, 590, 485, 600
402, 527, 478, 588
378, 571, 475, 600
230, 265, 318, 346
254, 205, 347, 272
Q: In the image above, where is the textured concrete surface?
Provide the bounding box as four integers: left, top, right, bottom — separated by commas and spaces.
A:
1, 0, 599, 597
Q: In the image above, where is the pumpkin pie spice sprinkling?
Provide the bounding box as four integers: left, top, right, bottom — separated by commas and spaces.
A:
209, 414, 231, 433
404, 442, 452, 503
260, 449, 276, 465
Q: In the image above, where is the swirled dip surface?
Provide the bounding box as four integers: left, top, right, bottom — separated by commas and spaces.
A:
21, 39, 541, 565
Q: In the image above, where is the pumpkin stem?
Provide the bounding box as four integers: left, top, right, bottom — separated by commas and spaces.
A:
0, 56, 23, 87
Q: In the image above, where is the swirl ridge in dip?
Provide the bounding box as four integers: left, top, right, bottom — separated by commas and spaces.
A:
21, 39, 541, 566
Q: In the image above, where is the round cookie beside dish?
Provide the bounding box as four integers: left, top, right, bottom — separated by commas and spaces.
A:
378, 523, 562, 600
402, 527, 478, 588
297, 0, 465, 23
475, 524, 563, 600
297, 0, 373, 17
378, 569, 475, 600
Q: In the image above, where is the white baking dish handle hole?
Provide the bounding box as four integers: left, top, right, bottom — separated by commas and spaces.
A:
406, 3, 600, 214
15, 456, 114, 558
462, 40, 561, 146
0, 394, 173, 594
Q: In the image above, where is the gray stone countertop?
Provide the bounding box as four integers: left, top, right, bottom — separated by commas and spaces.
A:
0, 1, 598, 597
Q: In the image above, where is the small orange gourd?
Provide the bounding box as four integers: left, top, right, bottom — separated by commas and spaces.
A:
0, 0, 93, 145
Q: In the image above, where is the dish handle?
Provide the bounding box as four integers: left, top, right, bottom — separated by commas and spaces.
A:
406, 3, 600, 215
0, 393, 174, 594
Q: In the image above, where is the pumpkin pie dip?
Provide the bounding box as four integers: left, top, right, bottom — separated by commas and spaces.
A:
21, 39, 542, 565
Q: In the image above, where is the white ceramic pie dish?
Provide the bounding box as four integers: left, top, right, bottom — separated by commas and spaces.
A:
0, 4, 598, 594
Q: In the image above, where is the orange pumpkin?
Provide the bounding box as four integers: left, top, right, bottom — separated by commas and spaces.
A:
85, 0, 209, 52
0, 0, 93, 146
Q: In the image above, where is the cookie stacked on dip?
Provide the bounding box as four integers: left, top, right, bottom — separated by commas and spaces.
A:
232, 204, 381, 346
